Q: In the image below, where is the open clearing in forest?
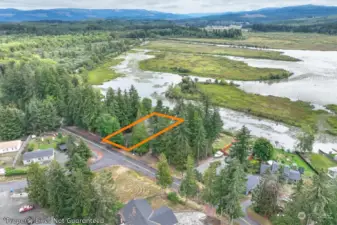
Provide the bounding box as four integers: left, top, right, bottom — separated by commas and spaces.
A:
87, 58, 123, 85
102, 166, 189, 211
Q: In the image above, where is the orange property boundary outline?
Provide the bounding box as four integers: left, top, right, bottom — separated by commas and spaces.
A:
102, 112, 184, 152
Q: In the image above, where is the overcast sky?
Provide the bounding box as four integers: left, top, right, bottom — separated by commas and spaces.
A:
0, 0, 337, 13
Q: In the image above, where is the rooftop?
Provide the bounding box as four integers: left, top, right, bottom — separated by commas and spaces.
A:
0, 140, 22, 149
23, 148, 54, 161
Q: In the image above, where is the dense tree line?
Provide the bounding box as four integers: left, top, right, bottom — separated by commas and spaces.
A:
26, 139, 120, 225
251, 23, 337, 35
0, 20, 242, 38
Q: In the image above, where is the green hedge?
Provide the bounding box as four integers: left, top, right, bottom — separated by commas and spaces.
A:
5, 167, 27, 176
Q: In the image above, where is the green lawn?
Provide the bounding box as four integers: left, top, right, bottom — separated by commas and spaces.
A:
167, 83, 325, 132
170, 32, 337, 51
140, 52, 291, 81
142, 40, 299, 61
273, 149, 314, 176
212, 133, 233, 150
28, 136, 68, 151
87, 58, 123, 85
309, 153, 337, 171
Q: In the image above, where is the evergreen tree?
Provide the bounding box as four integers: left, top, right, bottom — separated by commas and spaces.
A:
47, 161, 72, 219
213, 160, 246, 224
180, 155, 198, 197
156, 154, 173, 188
252, 172, 280, 218
190, 111, 207, 160
92, 170, 120, 225
131, 121, 149, 155
129, 85, 140, 121
0, 106, 25, 140
141, 97, 152, 115
105, 87, 116, 116
201, 161, 219, 205
230, 126, 251, 164
296, 130, 315, 153
95, 114, 124, 144
26, 163, 48, 207
69, 140, 92, 162
69, 169, 94, 220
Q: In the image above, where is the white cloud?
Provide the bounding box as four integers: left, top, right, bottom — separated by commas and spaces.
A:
0, 0, 337, 13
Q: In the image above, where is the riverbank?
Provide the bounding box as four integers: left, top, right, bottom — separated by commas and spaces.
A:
87, 57, 124, 85
166, 81, 330, 133
140, 52, 292, 81
169, 32, 337, 51
142, 40, 299, 61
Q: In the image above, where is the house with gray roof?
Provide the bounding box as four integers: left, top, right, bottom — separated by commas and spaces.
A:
245, 175, 260, 195
260, 161, 302, 183
119, 199, 178, 225
23, 148, 54, 165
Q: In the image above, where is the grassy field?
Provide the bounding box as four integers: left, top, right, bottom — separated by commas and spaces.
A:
309, 153, 337, 171
326, 104, 337, 114
273, 149, 314, 176
102, 166, 189, 211
140, 52, 291, 81
142, 40, 298, 61
87, 58, 123, 85
168, 83, 327, 132
170, 32, 337, 51
327, 116, 337, 136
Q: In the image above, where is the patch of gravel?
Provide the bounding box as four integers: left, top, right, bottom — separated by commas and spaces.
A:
175, 212, 206, 225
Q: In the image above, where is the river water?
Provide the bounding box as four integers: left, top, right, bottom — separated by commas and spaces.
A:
97, 49, 337, 154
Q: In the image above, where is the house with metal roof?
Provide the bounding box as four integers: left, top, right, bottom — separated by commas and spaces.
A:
23, 148, 54, 165
119, 199, 178, 225
245, 175, 260, 195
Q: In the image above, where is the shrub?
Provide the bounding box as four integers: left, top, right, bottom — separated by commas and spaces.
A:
167, 192, 183, 204
5, 167, 27, 176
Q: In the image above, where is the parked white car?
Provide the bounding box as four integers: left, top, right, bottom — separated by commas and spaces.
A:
213, 151, 224, 158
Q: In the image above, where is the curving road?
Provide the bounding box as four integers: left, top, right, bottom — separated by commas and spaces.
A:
0, 127, 255, 225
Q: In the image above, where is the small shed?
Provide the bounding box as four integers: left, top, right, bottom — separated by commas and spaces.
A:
58, 143, 68, 152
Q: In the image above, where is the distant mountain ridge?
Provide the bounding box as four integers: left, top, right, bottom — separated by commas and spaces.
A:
184, 5, 337, 24
0, 5, 337, 23
0, 8, 191, 22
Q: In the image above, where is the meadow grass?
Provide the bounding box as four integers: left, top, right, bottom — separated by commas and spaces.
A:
142, 40, 298, 61
87, 58, 123, 85
140, 52, 291, 81
326, 104, 337, 114
170, 32, 337, 51
309, 153, 337, 171
168, 83, 325, 131
327, 116, 337, 136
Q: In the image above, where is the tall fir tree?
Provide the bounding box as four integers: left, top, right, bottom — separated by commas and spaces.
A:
230, 126, 251, 164
156, 154, 173, 188
0, 106, 25, 140
26, 163, 48, 207
180, 155, 198, 197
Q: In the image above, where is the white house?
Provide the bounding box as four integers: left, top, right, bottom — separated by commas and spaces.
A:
23, 148, 54, 165
0, 140, 22, 154
328, 167, 337, 179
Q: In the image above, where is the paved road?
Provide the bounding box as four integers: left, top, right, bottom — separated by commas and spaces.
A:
0, 128, 255, 225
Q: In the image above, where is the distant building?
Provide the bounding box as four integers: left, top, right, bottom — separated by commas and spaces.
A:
328, 167, 337, 179
119, 199, 178, 225
0, 140, 22, 154
23, 148, 54, 165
